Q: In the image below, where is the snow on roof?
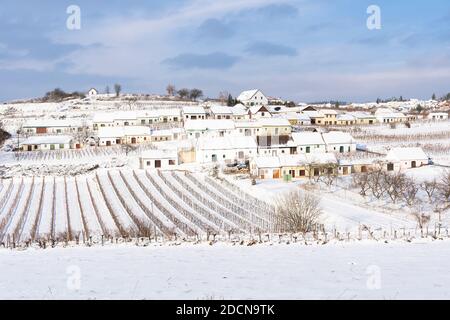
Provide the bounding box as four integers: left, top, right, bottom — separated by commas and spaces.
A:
278, 154, 308, 167
386, 147, 428, 162
184, 119, 235, 131
321, 109, 338, 115
23, 118, 83, 128
140, 149, 177, 159
237, 89, 260, 101
98, 126, 151, 138
249, 105, 270, 114
254, 156, 280, 168
321, 131, 355, 145
234, 121, 261, 128
305, 153, 338, 164
231, 104, 247, 116
196, 136, 257, 151
258, 118, 290, 127
336, 114, 356, 121
210, 105, 233, 115
284, 112, 311, 121
302, 110, 324, 118
349, 111, 376, 119
182, 106, 206, 114
291, 132, 325, 146
21, 135, 73, 145
375, 112, 406, 119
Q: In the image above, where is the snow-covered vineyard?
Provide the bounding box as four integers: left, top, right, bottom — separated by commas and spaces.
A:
0, 170, 276, 246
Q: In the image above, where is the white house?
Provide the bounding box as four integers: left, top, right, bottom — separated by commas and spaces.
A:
23, 119, 84, 134
321, 131, 356, 153
97, 126, 151, 146
140, 150, 178, 169
231, 103, 248, 120
237, 89, 268, 107
290, 132, 326, 154
385, 147, 428, 171
184, 119, 235, 139
427, 112, 448, 121
196, 136, 257, 163
182, 106, 206, 120
88, 88, 98, 96
209, 105, 233, 120
251, 156, 281, 179
248, 105, 272, 119
21, 135, 73, 151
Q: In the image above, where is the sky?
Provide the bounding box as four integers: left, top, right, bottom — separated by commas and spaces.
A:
0, 0, 449, 103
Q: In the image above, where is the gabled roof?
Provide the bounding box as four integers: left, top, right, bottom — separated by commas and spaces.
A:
184, 119, 235, 131
291, 132, 325, 146
140, 149, 177, 159
336, 114, 356, 121
98, 126, 151, 138
237, 89, 263, 101
210, 105, 233, 115
321, 131, 355, 145
254, 156, 280, 168
231, 104, 247, 116
182, 106, 206, 114
23, 119, 83, 128
386, 147, 428, 162
21, 135, 73, 145
305, 153, 338, 165
258, 117, 291, 127
196, 136, 257, 151
249, 105, 270, 115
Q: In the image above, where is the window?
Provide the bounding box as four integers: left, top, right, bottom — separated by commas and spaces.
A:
169, 160, 175, 165
147, 161, 151, 166
59, 144, 64, 149
141, 120, 146, 124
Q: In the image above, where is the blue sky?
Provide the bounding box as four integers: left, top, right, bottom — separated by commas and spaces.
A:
0, 0, 449, 102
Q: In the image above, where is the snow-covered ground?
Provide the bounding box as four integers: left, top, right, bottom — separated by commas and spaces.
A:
1, 240, 450, 299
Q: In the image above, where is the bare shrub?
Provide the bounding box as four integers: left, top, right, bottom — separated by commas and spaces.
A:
383, 172, 407, 204
275, 190, 322, 233
412, 211, 431, 237
367, 169, 386, 199
438, 170, 450, 204
421, 179, 438, 203
352, 172, 370, 197
402, 179, 419, 207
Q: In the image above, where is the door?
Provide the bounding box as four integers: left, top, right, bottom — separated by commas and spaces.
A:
339, 146, 344, 153
75, 144, 81, 149
36, 127, 47, 134
411, 161, 416, 168
155, 160, 161, 168
306, 146, 310, 153
343, 167, 348, 175
290, 170, 296, 178
212, 154, 217, 162
273, 169, 280, 179
27, 145, 32, 151
50, 144, 55, 150
131, 137, 137, 144
387, 163, 394, 171
106, 141, 111, 146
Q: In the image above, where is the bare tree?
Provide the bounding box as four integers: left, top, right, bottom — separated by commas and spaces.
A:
105, 85, 110, 95
177, 88, 190, 100
275, 190, 322, 233
189, 88, 203, 101
438, 170, 450, 203
402, 179, 419, 207
166, 84, 176, 96
121, 143, 137, 156
384, 172, 407, 204
367, 169, 386, 199
353, 172, 370, 197
319, 164, 338, 187
412, 211, 430, 237
421, 179, 438, 203
114, 84, 122, 97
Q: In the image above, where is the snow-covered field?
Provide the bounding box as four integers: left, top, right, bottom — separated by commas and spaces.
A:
2, 240, 450, 299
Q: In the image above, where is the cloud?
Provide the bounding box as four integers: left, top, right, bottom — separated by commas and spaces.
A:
163, 52, 239, 69
245, 41, 297, 56
255, 3, 299, 19
197, 18, 235, 40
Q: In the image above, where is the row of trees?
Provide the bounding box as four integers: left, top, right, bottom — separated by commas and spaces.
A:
166, 84, 203, 101
41, 88, 85, 102
104, 84, 122, 97
353, 169, 450, 213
